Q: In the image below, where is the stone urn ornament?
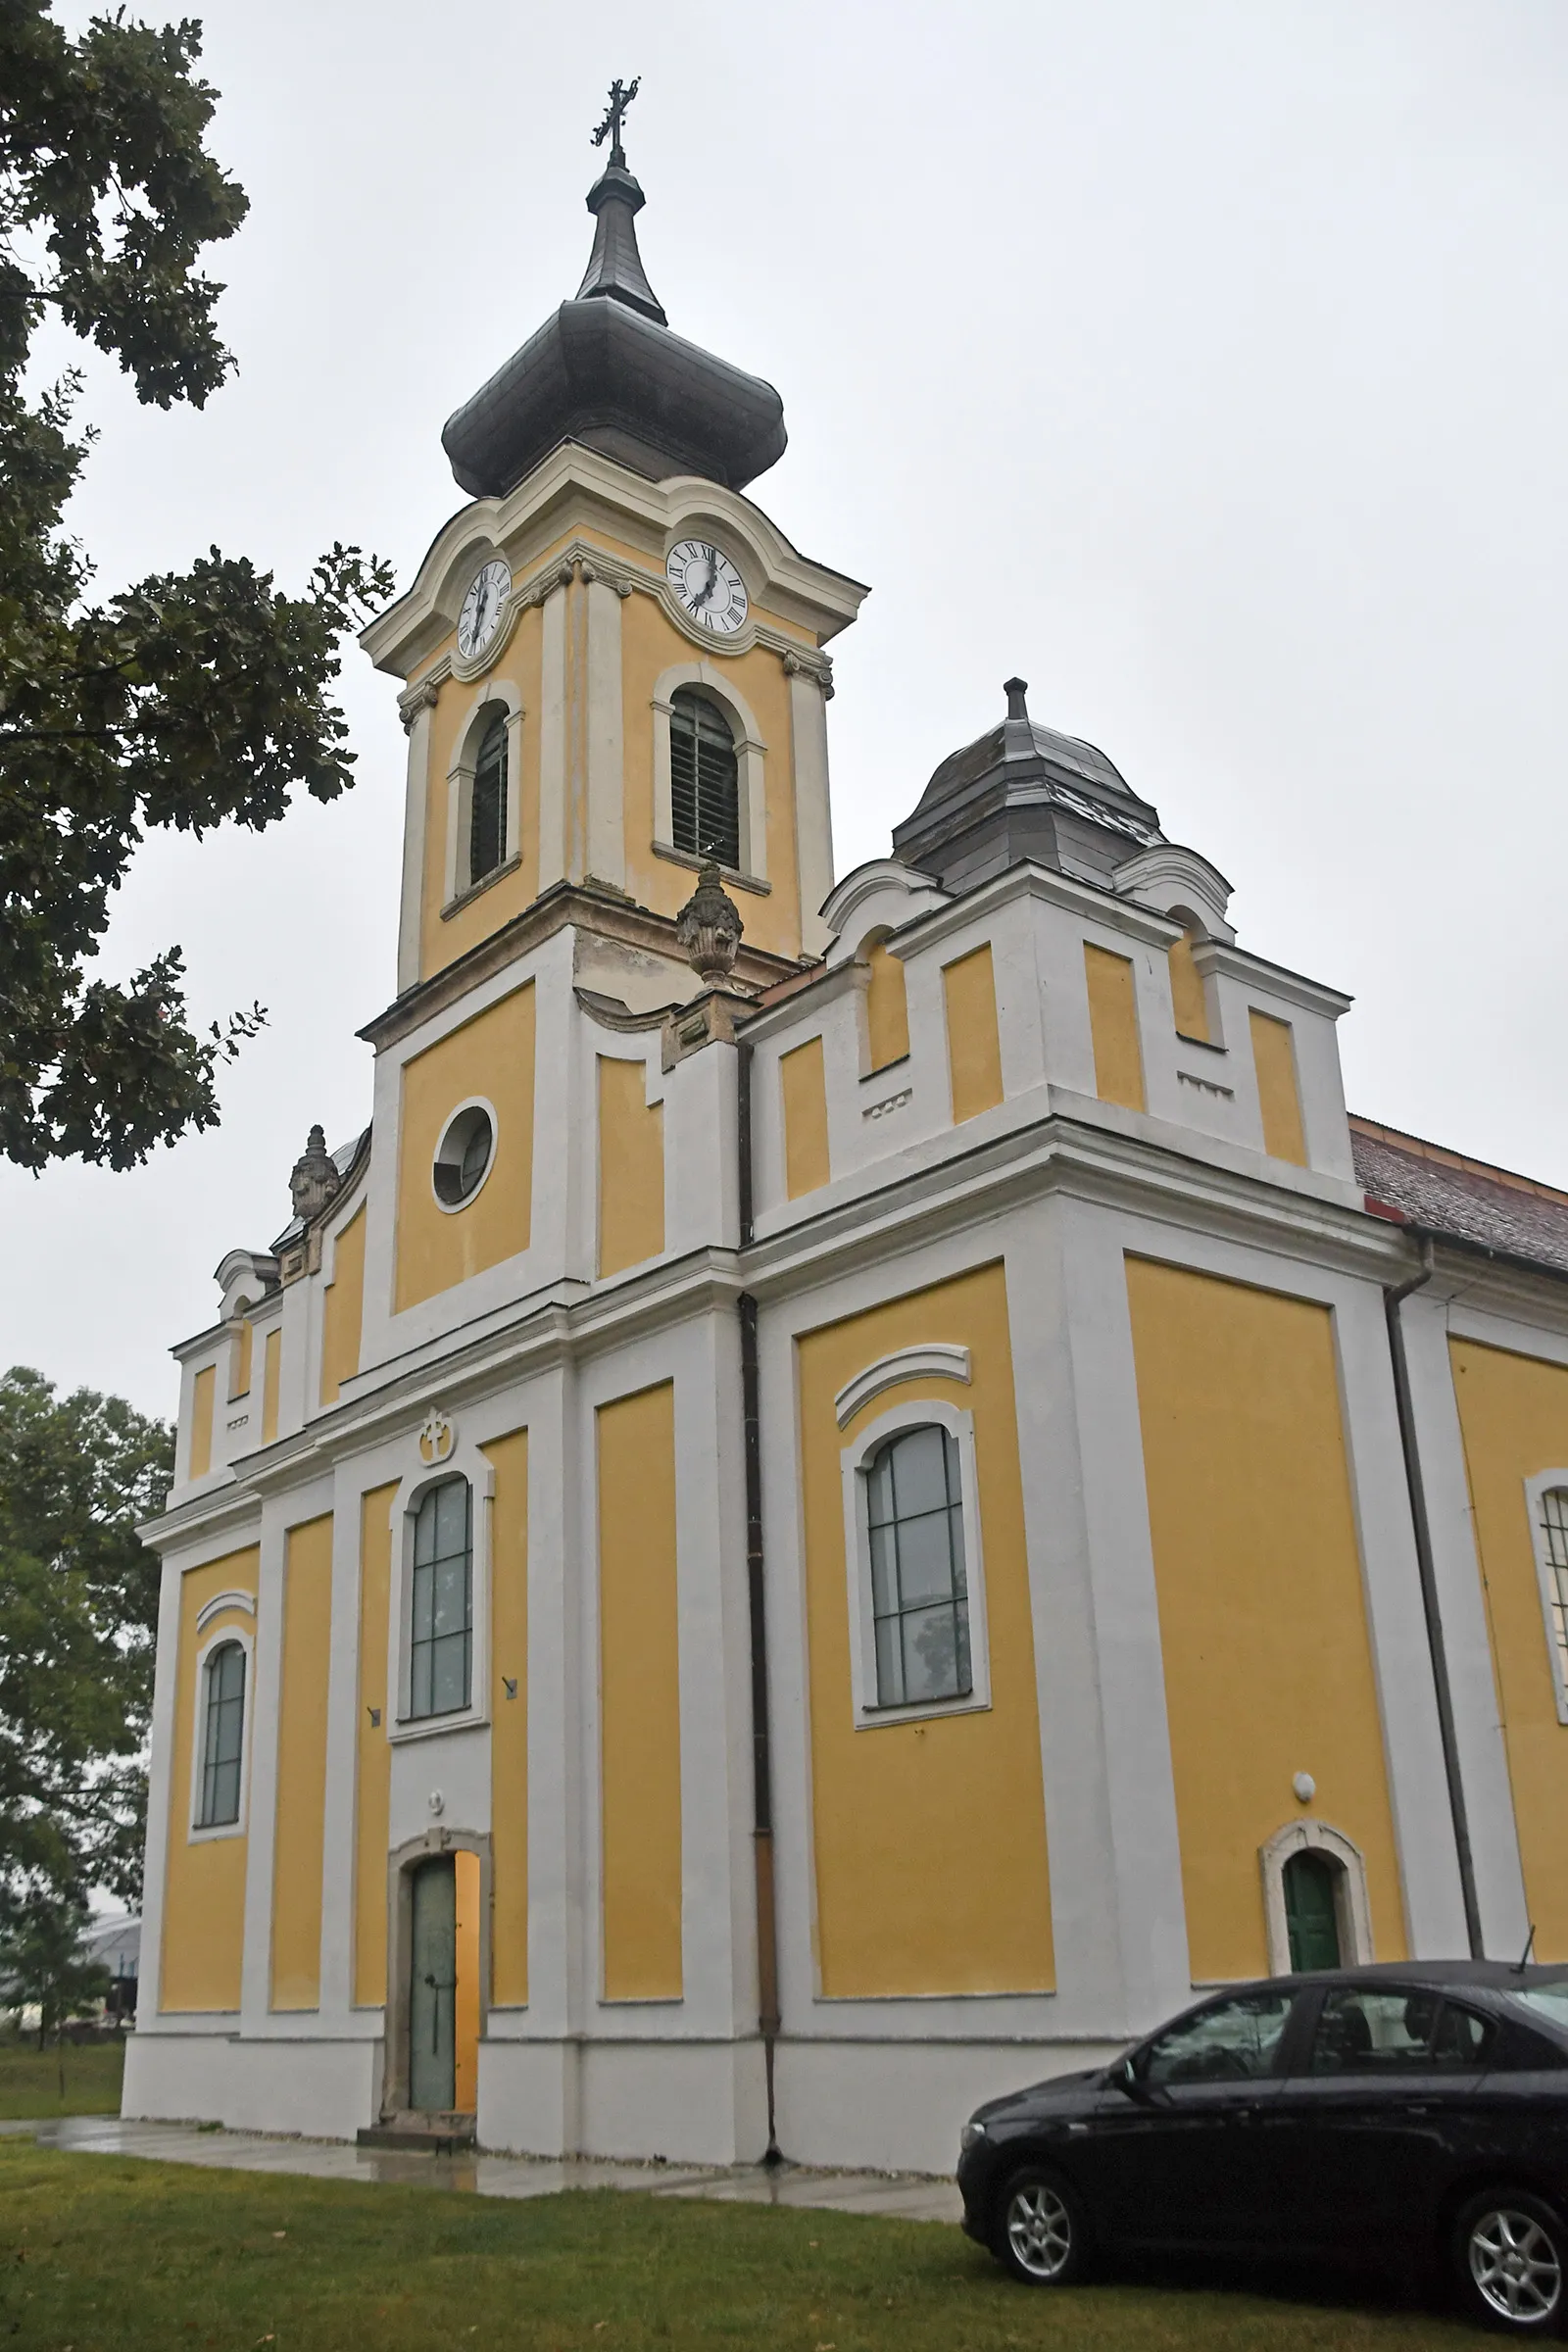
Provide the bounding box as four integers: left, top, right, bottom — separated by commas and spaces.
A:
674, 859, 744, 987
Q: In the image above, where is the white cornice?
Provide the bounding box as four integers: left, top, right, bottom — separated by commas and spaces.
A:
892, 860, 1185, 957
1195, 941, 1352, 1019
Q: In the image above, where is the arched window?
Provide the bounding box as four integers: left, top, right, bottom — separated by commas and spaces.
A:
468, 710, 508, 887
1539, 1489, 1568, 1691
198, 1641, 247, 1828
1283, 1849, 1343, 1971
411, 1478, 472, 1719
669, 689, 740, 870
864, 1424, 970, 1707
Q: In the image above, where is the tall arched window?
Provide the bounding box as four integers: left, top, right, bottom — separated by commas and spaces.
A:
468, 710, 508, 887
1283, 1849, 1343, 1971
1539, 1489, 1568, 1691
864, 1424, 970, 1707
669, 688, 740, 870
198, 1641, 247, 1828
411, 1478, 472, 1719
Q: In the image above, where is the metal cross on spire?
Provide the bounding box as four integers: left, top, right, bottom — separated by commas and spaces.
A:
591, 76, 641, 170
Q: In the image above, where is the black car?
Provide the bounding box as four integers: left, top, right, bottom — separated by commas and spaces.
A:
957, 1962, 1568, 2335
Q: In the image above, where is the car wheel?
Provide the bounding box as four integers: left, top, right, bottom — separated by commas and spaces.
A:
1452, 2189, 1568, 2335
994, 2166, 1091, 2288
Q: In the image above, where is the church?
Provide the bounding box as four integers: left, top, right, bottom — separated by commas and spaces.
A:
130, 92, 1568, 2177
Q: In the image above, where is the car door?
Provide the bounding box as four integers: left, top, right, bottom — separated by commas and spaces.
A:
1075, 1988, 1298, 2252
1265, 1984, 1493, 2261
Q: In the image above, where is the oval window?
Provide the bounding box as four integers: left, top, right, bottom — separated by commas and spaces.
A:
433, 1103, 494, 1206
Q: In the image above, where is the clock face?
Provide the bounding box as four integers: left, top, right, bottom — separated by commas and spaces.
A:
457, 559, 512, 661
666, 540, 749, 636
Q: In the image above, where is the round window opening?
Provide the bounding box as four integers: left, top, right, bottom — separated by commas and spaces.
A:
433, 1103, 494, 1207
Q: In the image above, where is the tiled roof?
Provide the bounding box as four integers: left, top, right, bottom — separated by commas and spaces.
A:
1351, 1117, 1568, 1279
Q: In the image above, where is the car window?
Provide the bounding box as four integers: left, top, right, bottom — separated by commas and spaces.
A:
1310, 1986, 1493, 2074
1141, 1992, 1294, 2087
1509, 1988, 1568, 2038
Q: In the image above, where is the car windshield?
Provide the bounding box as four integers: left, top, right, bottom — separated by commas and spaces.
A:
1506, 1988, 1568, 2036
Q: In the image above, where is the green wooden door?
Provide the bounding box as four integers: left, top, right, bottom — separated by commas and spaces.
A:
1283, 1851, 1342, 1973
410, 1855, 457, 2111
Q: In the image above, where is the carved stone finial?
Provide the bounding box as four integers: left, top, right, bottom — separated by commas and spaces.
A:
674, 860, 744, 986
289, 1124, 341, 1222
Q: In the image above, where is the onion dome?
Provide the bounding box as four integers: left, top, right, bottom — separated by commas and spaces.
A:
893, 677, 1165, 896
441, 144, 787, 500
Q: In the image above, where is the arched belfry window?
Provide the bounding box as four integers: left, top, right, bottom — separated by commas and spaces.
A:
469, 710, 508, 887
198, 1641, 246, 1828
410, 1478, 473, 1720
864, 1424, 970, 1707
669, 688, 740, 870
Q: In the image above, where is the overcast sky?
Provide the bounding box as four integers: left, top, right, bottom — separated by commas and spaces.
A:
5, 0, 1565, 1420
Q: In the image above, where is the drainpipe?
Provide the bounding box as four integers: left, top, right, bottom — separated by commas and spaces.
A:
736, 1038, 782, 2155
1383, 1235, 1485, 1958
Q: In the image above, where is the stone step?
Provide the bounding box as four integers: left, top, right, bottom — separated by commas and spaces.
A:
357, 2113, 476, 2153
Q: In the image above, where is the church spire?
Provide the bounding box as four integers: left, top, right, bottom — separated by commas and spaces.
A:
574, 79, 666, 326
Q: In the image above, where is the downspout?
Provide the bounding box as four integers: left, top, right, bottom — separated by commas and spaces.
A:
736, 1036, 782, 2155
1383, 1234, 1485, 1958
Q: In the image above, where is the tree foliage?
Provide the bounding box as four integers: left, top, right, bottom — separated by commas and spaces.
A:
0, 1882, 109, 2047
0, 1365, 171, 1904
0, 1, 393, 1170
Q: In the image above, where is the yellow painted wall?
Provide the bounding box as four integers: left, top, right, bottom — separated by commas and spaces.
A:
618, 586, 805, 959
270, 1513, 334, 2011
797, 1264, 1054, 1995
353, 1482, 398, 2009
485, 1429, 529, 2007
864, 939, 909, 1072
1168, 928, 1210, 1043
454, 1848, 481, 2112
1250, 1010, 1308, 1166
1449, 1339, 1568, 1958
598, 1382, 683, 2000
1085, 943, 1146, 1112
319, 1204, 366, 1405
395, 983, 535, 1313
1126, 1257, 1407, 1981
943, 945, 1005, 1124
781, 1036, 831, 1199
597, 1056, 665, 1277
160, 1546, 260, 2013
188, 1365, 215, 1481
261, 1328, 281, 1446
417, 607, 543, 981
229, 1317, 254, 1401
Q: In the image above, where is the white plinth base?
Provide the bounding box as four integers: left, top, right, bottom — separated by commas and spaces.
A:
478, 2035, 769, 2166
773, 2038, 1124, 2177
122, 2030, 383, 2141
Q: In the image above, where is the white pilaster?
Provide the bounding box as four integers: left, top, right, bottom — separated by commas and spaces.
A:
788, 669, 834, 956
395, 698, 433, 995
537, 581, 568, 893
585, 578, 625, 892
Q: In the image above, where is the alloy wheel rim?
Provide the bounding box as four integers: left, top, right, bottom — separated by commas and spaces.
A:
1470, 2208, 1562, 2325
1006, 2182, 1073, 2279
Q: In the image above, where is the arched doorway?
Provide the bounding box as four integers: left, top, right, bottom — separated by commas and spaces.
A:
1283, 1849, 1343, 1972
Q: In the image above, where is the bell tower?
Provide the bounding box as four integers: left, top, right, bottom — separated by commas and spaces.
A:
362, 82, 868, 1011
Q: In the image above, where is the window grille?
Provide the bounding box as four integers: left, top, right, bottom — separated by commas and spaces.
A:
1540, 1489, 1568, 1689
469, 712, 508, 885
864, 1424, 970, 1707
668, 689, 740, 870
411, 1478, 472, 1719
199, 1641, 246, 1827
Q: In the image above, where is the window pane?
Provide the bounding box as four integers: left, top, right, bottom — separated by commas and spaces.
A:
1311, 1987, 1454, 2075
865, 1449, 896, 1530
432, 1553, 470, 1639
414, 1491, 438, 1567
868, 1522, 898, 1618
434, 1479, 467, 1560
901, 1601, 963, 1703
1144, 1992, 1294, 2086
430, 1629, 469, 1716
889, 1426, 950, 1520
892, 1508, 958, 1606
874, 1614, 904, 1707
410, 1639, 432, 1721
411, 1559, 434, 1644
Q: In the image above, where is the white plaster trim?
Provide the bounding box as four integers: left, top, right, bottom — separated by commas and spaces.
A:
186, 1623, 256, 1844
1258, 1819, 1375, 1975
838, 1397, 992, 1730
650, 661, 766, 883
430, 1096, 500, 1218
833, 1345, 971, 1431
1521, 1470, 1568, 1728
386, 1432, 497, 1743
195, 1589, 257, 1636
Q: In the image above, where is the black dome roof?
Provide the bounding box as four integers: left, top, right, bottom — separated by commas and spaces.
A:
441, 160, 786, 500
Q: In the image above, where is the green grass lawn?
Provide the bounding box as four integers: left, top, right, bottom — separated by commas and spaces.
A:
0, 2137, 1481, 2351
0, 2035, 123, 2119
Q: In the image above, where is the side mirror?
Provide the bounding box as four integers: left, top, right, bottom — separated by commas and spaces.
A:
1112, 2055, 1141, 2096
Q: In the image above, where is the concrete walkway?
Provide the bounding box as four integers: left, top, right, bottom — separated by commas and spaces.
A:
7, 2114, 961, 2226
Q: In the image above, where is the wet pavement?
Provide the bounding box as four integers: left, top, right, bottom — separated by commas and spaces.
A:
5, 2114, 961, 2225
